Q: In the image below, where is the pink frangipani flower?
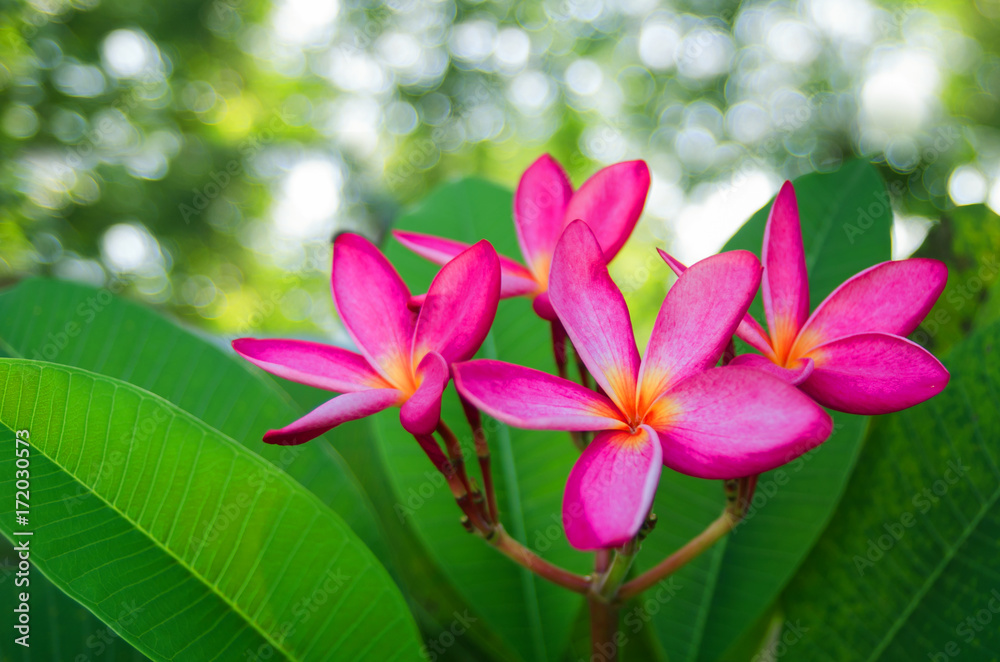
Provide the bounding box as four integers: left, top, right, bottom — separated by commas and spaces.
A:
660, 181, 950, 415
454, 221, 832, 550
393, 154, 650, 320
233, 233, 500, 445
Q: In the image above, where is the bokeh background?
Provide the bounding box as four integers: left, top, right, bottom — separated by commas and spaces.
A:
1, 0, 998, 340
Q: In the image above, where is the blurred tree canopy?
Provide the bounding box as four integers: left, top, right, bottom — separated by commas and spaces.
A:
1, 0, 999, 337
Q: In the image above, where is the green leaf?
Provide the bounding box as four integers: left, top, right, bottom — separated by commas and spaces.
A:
0, 359, 423, 661
635, 161, 886, 662
375, 178, 591, 662
1, 531, 151, 662
780, 320, 1000, 661
0, 279, 391, 662
0, 278, 385, 554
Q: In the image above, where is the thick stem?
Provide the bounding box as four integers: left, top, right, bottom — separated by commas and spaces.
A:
617, 512, 737, 601
490, 526, 590, 593
593, 543, 637, 602
590, 550, 620, 661
459, 396, 498, 523
589, 598, 620, 662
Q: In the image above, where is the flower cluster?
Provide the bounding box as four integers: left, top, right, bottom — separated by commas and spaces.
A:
234, 155, 949, 552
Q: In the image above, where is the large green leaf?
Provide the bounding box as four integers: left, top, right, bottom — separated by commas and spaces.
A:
1, 530, 150, 662
0, 279, 390, 662
633, 161, 886, 662
0, 359, 422, 661
780, 320, 1000, 661
0, 278, 384, 553
375, 178, 591, 662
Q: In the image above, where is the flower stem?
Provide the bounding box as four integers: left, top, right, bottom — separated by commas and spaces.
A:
459, 396, 499, 523
436, 421, 492, 529
489, 526, 590, 593
423, 420, 588, 595
589, 550, 620, 661
412, 433, 486, 529
436, 420, 474, 494
617, 511, 738, 601
593, 542, 638, 602
617, 476, 756, 602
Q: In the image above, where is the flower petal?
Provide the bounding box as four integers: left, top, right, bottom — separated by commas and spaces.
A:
413, 240, 501, 365
453, 359, 625, 431
563, 425, 662, 550
799, 332, 950, 415
393, 230, 539, 298
729, 353, 814, 386
657, 248, 773, 357
532, 291, 558, 321
563, 160, 650, 261
549, 221, 642, 415
263, 388, 402, 446
792, 258, 948, 354
648, 366, 833, 479
332, 233, 415, 386
408, 293, 426, 311
514, 154, 573, 276
400, 352, 450, 435
762, 182, 810, 360
232, 338, 389, 392
638, 251, 762, 409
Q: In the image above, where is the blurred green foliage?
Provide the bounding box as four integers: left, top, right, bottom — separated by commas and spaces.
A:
1, 0, 999, 341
